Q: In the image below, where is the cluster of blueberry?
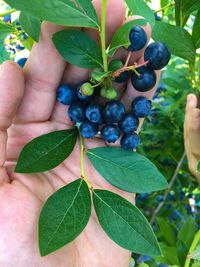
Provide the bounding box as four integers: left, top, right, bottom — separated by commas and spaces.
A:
57, 82, 152, 151
56, 25, 171, 151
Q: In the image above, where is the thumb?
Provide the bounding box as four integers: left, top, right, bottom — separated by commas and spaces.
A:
0, 61, 24, 184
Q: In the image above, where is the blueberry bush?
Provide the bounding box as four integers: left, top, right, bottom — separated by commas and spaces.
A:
0, 0, 200, 266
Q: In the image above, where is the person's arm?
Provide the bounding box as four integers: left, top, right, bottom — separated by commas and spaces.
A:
184, 93, 200, 183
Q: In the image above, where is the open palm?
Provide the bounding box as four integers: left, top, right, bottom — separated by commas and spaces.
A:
0, 1, 159, 266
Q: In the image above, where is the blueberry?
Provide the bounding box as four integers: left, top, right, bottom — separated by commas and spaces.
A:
132, 96, 152, 118
120, 133, 140, 151
86, 104, 102, 124
3, 14, 11, 23
128, 26, 147, 51
80, 122, 98, 139
77, 82, 93, 102
131, 66, 156, 92
118, 114, 139, 134
154, 13, 162, 21
21, 32, 28, 40
103, 100, 125, 123
57, 84, 77, 105
68, 103, 86, 123
144, 42, 171, 70
115, 71, 130, 83
156, 195, 164, 202
15, 44, 25, 51
17, 58, 27, 68
101, 124, 120, 143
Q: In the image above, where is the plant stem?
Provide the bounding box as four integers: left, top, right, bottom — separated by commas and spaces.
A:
184, 230, 200, 267
0, 8, 16, 17
79, 133, 92, 189
100, 0, 108, 72
150, 151, 186, 225
155, 3, 174, 13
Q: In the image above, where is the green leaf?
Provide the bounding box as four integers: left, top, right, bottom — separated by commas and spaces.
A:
190, 245, 200, 260
21, 35, 34, 51
19, 12, 41, 42
192, 10, 200, 49
4, 0, 99, 29
152, 21, 196, 62
0, 39, 10, 63
53, 30, 103, 69
93, 189, 161, 256
39, 179, 91, 256
155, 243, 179, 265
0, 21, 16, 40
87, 147, 168, 193
125, 0, 155, 28
15, 129, 78, 173
157, 218, 176, 246
91, 69, 110, 82
108, 19, 147, 57
183, 0, 200, 16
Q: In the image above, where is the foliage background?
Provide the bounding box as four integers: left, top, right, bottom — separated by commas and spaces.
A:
0, 0, 200, 266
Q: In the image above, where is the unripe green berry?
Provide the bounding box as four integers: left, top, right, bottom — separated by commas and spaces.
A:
100, 86, 108, 98
108, 59, 123, 71
106, 88, 117, 100
81, 82, 94, 96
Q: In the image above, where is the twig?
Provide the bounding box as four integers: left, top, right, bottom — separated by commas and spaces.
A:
150, 151, 186, 225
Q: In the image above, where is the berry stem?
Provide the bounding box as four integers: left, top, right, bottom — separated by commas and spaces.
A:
79, 132, 92, 189
0, 8, 16, 17
155, 2, 174, 13
113, 61, 149, 78
124, 52, 132, 67
184, 229, 200, 267
100, 0, 108, 72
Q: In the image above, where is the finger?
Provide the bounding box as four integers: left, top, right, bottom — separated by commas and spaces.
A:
0, 61, 24, 184
51, 0, 126, 124
16, 23, 67, 123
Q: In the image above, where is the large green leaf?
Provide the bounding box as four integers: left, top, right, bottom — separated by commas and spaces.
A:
157, 218, 176, 246
183, 0, 200, 16
152, 21, 196, 62
87, 147, 167, 193
108, 19, 147, 57
53, 30, 103, 69
4, 0, 99, 29
125, 0, 155, 28
19, 12, 41, 42
15, 129, 78, 173
39, 179, 91, 256
192, 10, 200, 49
0, 39, 10, 63
0, 21, 16, 40
93, 189, 161, 256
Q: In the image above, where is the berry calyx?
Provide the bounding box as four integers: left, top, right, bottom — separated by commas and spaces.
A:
81, 82, 94, 96
68, 102, 86, 123
144, 42, 171, 70
86, 104, 102, 123
80, 122, 98, 139
57, 84, 77, 105
131, 66, 156, 92
120, 133, 140, 151
132, 96, 152, 118
103, 100, 125, 123
128, 26, 147, 52
118, 114, 139, 134
101, 124, 120, 143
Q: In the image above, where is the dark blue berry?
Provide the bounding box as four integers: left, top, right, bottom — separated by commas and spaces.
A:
118, 114, 139, 134
115, 71, 130, 83
156, 195, 164, 202
3, 14, 11, 23
144, 42, 171, 70
128, 26, 147, 51
120, 133, 140, 151
15, 44, 25, 51
101, 124, 120, 143
77, 83, 93, 102
86, 104, 102, 124
21, 32, 28, 40
80, 122, 98, 139
68, 103, 86, 123
57, 84, 77, 105
103, 100, 125, 123
131, 66, 156, 92
132, 96, 152, 118
17, 58, 27, 68
154, 13, 162, 21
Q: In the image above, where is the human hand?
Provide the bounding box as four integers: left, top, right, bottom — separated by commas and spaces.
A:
184, 93, 200, 184
0, 0, 160, 266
